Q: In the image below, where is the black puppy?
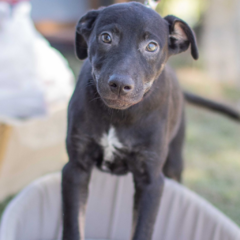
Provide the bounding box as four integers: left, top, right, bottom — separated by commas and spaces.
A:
62, 2, 239, 240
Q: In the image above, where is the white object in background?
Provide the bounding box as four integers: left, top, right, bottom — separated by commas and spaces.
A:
0, 2, 10, 25
0, 2, 74, 119
0, 171, 240, 240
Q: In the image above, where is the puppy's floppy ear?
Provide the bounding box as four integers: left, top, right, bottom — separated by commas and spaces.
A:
164, 15, 199, 60
75, 10, 100, 60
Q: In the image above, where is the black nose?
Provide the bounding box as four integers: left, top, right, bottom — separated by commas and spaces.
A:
108, 75, 134, 95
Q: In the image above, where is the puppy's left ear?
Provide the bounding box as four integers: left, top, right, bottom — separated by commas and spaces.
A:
76, 10, 100, 60
164, 15, 199, 60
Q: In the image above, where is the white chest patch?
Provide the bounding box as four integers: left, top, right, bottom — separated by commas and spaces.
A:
100, 126, 123, 162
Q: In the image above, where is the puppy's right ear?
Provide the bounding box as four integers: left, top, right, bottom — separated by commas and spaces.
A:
75, 10, 100, 60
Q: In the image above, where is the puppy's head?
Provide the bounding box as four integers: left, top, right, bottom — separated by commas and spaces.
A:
76, 2, 198, 110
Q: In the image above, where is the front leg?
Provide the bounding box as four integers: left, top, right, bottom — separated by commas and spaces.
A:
130, 148, 168, 240
132, 173, 164, 240
62, 160, 92, 240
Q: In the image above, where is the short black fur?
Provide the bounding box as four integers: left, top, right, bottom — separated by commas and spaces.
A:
62, 2, 240, 240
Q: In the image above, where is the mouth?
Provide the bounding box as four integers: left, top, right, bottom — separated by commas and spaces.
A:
102, 98, 132, 109
102, 98, 143, 110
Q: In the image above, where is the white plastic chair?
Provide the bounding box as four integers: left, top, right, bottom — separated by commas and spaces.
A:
1, 170, 240, 240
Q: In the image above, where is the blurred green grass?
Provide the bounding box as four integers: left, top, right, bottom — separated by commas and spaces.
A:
184, 106, 240, 226
0, 196, 14, 219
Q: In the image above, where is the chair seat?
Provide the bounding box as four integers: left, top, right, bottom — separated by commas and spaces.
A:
1, 170, 240, 240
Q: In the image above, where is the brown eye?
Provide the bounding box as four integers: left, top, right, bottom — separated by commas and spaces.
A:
101, 33, 112, 43
146, 42, 158, 52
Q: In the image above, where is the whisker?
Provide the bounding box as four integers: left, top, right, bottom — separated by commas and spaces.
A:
84, 79, 97, 89
89, 96, 101, 103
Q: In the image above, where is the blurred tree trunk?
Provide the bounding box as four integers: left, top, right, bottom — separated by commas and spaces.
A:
202, 0, 240, 85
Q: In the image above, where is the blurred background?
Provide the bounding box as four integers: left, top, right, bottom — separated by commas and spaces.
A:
0, 0, 239, 226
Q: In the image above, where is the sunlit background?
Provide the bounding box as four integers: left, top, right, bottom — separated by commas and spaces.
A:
0, 0, 240, 226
